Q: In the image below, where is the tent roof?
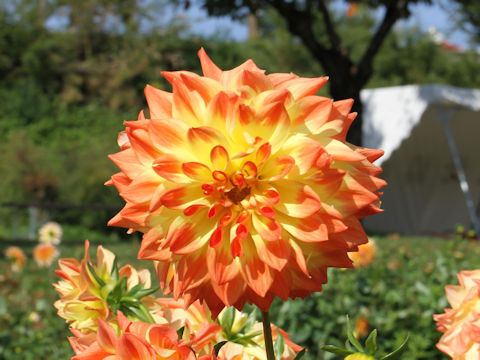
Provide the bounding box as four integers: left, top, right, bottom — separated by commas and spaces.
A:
361, 84, 480, 165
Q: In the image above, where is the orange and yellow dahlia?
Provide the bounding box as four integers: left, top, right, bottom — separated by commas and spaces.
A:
54, 240, 161, 333
107, 49, 385, 315
434, 270, 480, 359
68, 311, 211, 360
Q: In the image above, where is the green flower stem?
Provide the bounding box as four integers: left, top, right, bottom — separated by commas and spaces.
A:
261, 309, 275, 360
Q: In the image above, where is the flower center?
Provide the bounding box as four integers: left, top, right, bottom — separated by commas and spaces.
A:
226, 186, 251, 204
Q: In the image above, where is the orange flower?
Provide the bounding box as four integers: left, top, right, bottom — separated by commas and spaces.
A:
107, 49, 385, 315
33, 243, 59, 267
54, 240, 162, 333
354, 316, 369, 338
349, 238, 376, 268
434, 270, 480, 359
68, 312, 207, 360
5, 246, 27, 272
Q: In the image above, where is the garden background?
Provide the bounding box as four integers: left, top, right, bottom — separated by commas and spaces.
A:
1, 0, 480, 359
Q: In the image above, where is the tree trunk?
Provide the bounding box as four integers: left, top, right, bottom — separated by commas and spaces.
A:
247, 13, 259, 39
327, 66, 364, 146
330, 85, 363, 146
348, 94, 363, 146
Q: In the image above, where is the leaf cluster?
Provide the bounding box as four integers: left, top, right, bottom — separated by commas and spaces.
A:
87, 256, 158, 323
322, 316, 409, 360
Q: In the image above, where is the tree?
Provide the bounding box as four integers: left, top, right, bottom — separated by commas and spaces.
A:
444, 0, 480, 42
187, 0, 434, 145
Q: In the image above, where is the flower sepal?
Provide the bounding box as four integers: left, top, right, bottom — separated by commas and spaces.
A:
87, 256, 158, 324
218, 307, 262, 345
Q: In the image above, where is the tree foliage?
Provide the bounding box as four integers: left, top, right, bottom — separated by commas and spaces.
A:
451, 0, 480, 42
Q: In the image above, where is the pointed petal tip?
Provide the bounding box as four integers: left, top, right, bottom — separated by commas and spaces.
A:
197, 47, 222, 79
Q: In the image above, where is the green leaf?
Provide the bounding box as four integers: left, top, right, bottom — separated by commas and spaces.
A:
243, 308, 257, 333
221, 307, 236, 336
274, 329, 285, 360
87, 263, 106, 287
177, 326, 185, 339
229, 330, 263, 345
114, 277, 127, 299
121, 296, 141, 306
137, 302, 155, 324
293, 348, 307, 360
346, 316, 364, 353
126, 305, 149, 322
345, 339, 354, 352
365, 329, 378, 355
214, 341, 228, 356
125, 283, 145, 297
380, 334, 409, 360
110, 256, 119, 281
107, 277, 128, 309
133, 287, 159, 299
321, 345, 355, 356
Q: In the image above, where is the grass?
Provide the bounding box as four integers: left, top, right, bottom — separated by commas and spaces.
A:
1, 235, 478, 359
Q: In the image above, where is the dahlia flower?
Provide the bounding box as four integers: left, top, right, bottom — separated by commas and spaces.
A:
158, 299, 302, 360
5, 246, 27, 272
348, 238, 376, 268
68, 311, 213, 360
434, 270, 480, 359
54, 240, 161, 333
34, 243, 59, 267
38, 221, 63, 245
107, 49, 385, 315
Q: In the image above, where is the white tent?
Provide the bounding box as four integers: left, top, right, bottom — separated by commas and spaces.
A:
361, 84, 480, 235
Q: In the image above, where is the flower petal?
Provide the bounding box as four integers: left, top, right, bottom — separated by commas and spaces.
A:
252, 213, 282, 242
260, 155, 295, 181
160, 185, 208, 210
182, 162, 212, 182
198, 48, 222, 80
251, 232, 290, 272
145, 85, 172, 119
274, 180, 322, 218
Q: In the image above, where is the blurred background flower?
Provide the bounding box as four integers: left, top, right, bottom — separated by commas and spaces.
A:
4, 246, 27, 272
38, 221, 62, 245
349, 238, 377, 268
33, 243, 59, 267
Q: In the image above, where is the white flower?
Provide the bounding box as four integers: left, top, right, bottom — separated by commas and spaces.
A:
38, 221, 63, 245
